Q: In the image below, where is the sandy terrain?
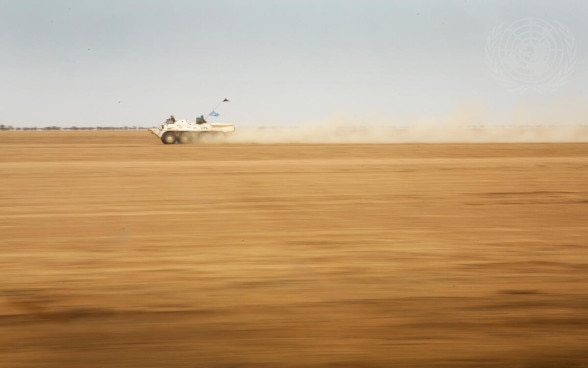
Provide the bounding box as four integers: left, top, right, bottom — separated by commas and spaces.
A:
1, 130, 587, 367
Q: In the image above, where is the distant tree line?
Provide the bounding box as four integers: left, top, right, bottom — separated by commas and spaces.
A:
0, 125, 148, 131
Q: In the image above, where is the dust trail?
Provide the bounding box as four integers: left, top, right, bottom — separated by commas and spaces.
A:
228, 101, 588, 144
229, 123, 588, 144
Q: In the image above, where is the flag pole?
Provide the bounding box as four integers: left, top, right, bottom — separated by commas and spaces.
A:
209, 98, 230, 118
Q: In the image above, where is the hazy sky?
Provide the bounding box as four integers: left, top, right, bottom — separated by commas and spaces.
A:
0, 0, 586, 127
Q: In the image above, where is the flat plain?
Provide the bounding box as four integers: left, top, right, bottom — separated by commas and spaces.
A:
1, 130, 587, 367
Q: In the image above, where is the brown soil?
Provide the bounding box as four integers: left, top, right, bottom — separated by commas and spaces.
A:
1, 130, 587, 367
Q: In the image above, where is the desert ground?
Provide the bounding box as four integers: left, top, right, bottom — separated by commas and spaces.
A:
1, 130, 587, 367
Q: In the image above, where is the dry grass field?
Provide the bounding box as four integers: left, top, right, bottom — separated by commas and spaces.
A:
1, 130, 588, 367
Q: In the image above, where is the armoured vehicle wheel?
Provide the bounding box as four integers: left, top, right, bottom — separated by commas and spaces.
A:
178, 132, 193, 144
161, 131, 177, 144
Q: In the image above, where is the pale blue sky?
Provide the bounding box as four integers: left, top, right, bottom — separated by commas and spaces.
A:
0, 0, 586, 127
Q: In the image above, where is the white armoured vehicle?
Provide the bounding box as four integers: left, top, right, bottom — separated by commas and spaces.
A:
149, 115, 236, 144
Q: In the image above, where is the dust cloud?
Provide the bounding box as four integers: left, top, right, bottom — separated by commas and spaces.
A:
229, 100, 588, 144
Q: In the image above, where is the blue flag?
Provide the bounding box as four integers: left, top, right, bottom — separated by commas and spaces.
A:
209, 111, 219, 117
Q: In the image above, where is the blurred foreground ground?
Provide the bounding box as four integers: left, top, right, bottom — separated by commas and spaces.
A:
1, 131, 587, 367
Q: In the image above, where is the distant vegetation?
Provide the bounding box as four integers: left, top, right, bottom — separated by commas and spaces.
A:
0, 125, 148, 131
